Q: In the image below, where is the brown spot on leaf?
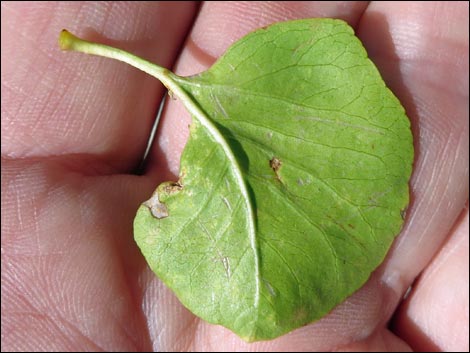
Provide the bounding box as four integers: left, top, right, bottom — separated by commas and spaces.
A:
270, 157, 283, 183
293, 307, 308, 322
270, 157, 282, 172
143, 192, 169, 219
163, 182, 183, 194
143, 181, 183, 219
400, 206, 408, 220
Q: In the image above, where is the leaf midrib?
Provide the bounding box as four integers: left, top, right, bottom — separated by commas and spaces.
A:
167, 72, 262, 326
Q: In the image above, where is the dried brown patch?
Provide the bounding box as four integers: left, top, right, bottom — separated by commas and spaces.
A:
270, 157, 282, 172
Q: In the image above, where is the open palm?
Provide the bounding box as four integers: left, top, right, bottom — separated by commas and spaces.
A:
2, 2, 468, 351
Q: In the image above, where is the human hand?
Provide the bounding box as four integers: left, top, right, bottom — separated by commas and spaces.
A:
1, 2, 468, 351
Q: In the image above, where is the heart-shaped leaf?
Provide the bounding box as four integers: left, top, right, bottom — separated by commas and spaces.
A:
60, 18, 413, 341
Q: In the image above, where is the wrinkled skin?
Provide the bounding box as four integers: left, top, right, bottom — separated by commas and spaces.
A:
1, 2, 468, 351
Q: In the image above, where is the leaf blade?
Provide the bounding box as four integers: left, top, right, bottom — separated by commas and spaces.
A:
135, 18, 413, 341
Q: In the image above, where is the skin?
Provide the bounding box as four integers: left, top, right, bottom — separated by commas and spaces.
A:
1, 1, 468, 351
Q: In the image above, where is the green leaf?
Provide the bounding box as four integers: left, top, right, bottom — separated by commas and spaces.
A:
60, 18, 413, 342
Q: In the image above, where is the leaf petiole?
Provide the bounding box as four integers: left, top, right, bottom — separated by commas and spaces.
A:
59, 30, 179, 91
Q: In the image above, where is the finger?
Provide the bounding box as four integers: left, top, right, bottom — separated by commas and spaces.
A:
1, 156, 157, 350
356, 0, 469, 311
1, 2, 197, 172
146, 1, 369, 180
391, 209, 469, 352
335, 329, 412, 352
